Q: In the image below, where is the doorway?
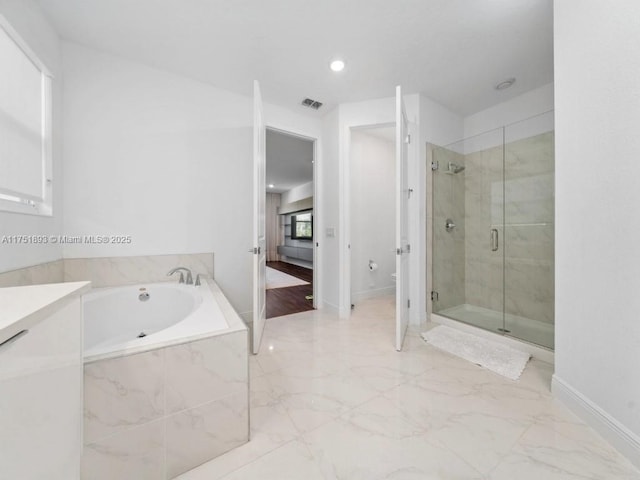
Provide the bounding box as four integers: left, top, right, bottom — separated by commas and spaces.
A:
339, 86, 411, 351
349, 126, 396, 309
265, 128, 316, 318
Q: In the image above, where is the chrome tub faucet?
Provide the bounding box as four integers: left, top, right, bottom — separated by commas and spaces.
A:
167, 267, 193, 285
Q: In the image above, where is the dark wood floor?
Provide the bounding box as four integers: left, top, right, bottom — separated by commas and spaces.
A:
266, 261, 314, 319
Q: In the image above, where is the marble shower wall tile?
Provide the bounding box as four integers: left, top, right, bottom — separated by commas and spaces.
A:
431, 146, 466, 311
166, 390, 250, 479
0, 259, 64, 287
504, 224, 554, 262
459, 132, 554, 327
84, 349, 165, 444
504, 259, 554, 324
166, 331, 249, 414
503, 132, 554, 325
464, 145, 504, 314
64, 252, 214, 287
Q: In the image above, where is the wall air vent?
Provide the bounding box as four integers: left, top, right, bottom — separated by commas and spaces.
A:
301, 98, 323, 110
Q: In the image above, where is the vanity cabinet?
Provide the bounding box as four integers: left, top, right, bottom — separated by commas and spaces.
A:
0, 283, 88, 480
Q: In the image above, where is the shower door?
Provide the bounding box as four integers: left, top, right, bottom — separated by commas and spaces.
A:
503, 113, 555, 349
431, 127, 506, 334
431, 112, 555, 349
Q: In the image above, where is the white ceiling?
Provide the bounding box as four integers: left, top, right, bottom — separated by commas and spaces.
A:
35, 0, 553, 116
266, 129, 313, 194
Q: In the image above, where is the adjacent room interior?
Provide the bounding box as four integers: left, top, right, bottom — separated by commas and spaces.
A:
265, 129, 315, 318
349, 126, 396, 310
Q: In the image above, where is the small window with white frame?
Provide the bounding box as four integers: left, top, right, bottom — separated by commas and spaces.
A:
0, 14, 53, 216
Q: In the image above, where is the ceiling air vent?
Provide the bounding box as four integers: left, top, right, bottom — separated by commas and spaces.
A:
301, 98, 323, 110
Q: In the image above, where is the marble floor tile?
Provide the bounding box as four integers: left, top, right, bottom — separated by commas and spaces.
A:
302, 400, 485, 480
211, 440, 326, 480
177, 297, 640, 480
489, 417, 640, 480
264, 363, 382, 434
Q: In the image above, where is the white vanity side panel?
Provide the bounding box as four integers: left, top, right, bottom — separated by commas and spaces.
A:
0, 297, 83, 480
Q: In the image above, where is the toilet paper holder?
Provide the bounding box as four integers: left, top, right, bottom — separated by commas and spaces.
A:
368, 260, 378, 271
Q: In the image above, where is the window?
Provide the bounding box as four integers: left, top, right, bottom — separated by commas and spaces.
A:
291, 212, 312, 240
0, 15, 53, 216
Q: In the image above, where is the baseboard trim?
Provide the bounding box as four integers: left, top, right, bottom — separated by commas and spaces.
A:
351, 286, 396, 303
552, 375, 640, 469
320, 301, 339, 315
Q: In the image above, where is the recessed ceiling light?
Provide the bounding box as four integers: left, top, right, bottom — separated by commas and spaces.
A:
330, 59, 345, 72
268, 184, 274, 188
495, 77, 516, 90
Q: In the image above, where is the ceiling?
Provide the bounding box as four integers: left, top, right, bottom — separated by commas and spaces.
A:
266, 130, 313, 194
35, 0, 553, 116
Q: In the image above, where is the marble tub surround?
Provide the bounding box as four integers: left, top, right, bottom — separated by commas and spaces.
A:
64, 253, 214, 287
82, 279, 249, 480
176, 297, 640, 480
82, 333, 249, 479
0, 259, 64, 287
0, 253, 213, 289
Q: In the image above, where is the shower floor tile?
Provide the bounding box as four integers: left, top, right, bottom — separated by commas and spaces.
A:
437, 303, 555, 349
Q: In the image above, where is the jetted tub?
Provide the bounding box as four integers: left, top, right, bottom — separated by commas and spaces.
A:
81, 279, 249, 479
83, 281, 230, 362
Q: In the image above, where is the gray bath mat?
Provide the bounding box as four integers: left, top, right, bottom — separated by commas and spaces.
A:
421, 325, 530, 380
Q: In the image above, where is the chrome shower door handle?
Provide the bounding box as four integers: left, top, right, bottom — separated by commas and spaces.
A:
490, 228, 499, 251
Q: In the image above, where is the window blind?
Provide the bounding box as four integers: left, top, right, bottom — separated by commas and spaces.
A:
0, 24, 47, 202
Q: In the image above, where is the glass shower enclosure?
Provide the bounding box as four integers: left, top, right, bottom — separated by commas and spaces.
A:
431, 111, 554, 349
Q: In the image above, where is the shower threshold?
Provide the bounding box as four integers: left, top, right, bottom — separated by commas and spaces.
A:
435, 303, 554, 351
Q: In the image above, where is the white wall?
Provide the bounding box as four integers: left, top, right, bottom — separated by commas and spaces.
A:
553, 0, 640, 465
460, 83, 555, 154
281, 181, 313, 205
62, 42, 322, 319
464, 83, 554, 138
0, 0, 63, 272
319, 107, 340, 312
349, 130, 395, 302
420, 95, 465, 148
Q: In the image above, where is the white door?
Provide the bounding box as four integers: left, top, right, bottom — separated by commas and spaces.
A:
252, 80, 266, 354
395, 85, 410, 351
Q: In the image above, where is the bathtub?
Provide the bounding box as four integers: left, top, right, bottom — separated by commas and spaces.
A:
83, 281, 230, 362
81, 279, 249, 479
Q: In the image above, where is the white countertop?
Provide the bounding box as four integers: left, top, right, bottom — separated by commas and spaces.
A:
0, 281, 91, 343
